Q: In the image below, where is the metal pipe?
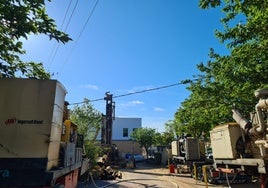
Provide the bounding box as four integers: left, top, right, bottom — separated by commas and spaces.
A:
254, 99, 268, 134
257, 98, 268, 109
232, 109, 252, 134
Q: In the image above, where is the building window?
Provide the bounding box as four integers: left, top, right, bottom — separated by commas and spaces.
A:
123, 128, 128, 137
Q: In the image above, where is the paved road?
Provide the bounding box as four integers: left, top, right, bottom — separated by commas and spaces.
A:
79, 170, 178, 188
79, 162, 262, 188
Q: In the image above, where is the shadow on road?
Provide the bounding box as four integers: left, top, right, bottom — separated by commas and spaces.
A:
123, 162, 192, 178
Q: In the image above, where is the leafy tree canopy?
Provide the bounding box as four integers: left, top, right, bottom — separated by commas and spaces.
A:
131, 127, 157, 158
164, 120, 181, 140
70, 98, 103, 169
0, 0, 72, 78
70, 98, 103, 142
174, 0, 268, 137
154, 131, 174, 147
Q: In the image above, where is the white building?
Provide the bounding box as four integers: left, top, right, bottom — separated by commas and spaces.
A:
112, 117, 142, 140
97, 117, 143, 155
97, 117, 142, 141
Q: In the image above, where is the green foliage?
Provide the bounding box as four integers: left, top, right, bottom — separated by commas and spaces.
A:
70, 98, 103, 142
0, 0, 72, 78
199, 0, 221, 9
70, 98, 103, 171
154, 131, 174, 146
174, 0, 268, 136
84, 141, 102, 170
131, 127, 157, 158
165, 120, 181, 139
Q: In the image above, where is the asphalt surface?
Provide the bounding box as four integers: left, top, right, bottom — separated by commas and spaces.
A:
78, 162, 262, 188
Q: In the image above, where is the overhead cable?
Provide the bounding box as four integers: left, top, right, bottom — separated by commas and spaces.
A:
63, 0, 80, 32
48, 0, 80, 69
60, 0, 99, 71
48, 0, 74, 68
113, 82, 182, 99
69, 81, 189, 106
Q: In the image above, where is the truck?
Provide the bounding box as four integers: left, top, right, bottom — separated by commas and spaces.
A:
171, 88, 268, 187
0, 78, 88, 188
171, 136, 213, 176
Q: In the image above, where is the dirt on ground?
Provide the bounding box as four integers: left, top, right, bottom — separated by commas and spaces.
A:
127, 162, 261, 188
129, 163, 209, 188
82, 162, 261, 188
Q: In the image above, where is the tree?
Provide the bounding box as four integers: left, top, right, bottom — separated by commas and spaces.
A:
70, 98, 103, 142
174, 82, 222, 138
70, 98, 103, 170
165, 120, 182, 140
0, 0, 72, 78
174, 0, 268, 134
131, 127, 157, 159
155, 131, 174, 147
197, 0, 268, 114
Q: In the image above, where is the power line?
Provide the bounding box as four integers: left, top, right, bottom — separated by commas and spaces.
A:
75, 0, 99, 44
69, 81, 187, 106
60, 0, 73, 29
48, 0, 80, 69
113, 82, 182, 99
60, 0, 99, 71
70, 97, 103, 105
47, 0, 75, 68
63, 0, 80, 32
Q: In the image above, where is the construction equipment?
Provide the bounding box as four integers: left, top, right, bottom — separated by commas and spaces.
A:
0, 78, 88, 188
171, 88, 268, 187
209, 88, 268, 186
171, 136, 212, 175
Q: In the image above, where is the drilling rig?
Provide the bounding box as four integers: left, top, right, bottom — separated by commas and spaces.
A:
171, 88, 268, 187
207, 88, 268, 186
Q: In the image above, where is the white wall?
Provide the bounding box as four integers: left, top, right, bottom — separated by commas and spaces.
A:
97, 117, 142, 141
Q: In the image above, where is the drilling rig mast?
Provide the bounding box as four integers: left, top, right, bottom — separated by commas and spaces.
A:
101, 92, 115, 145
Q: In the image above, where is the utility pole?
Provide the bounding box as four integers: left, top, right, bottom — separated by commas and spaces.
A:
101, 92, 115, 145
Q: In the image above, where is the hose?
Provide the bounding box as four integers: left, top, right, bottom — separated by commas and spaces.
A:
225, 172, 231, 188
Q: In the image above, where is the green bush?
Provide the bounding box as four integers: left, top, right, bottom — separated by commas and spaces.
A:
84, 141, 102, 170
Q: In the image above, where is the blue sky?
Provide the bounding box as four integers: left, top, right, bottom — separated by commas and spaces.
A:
22, 0, 226, 132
